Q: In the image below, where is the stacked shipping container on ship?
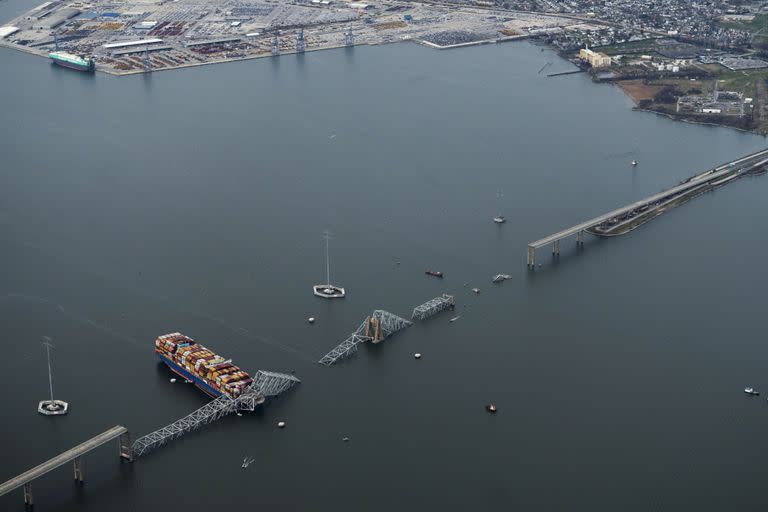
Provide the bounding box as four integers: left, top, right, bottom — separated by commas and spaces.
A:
155, 333, 253, 399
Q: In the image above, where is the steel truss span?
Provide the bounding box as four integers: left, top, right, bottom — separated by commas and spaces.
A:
318, 310, 412, 366
132, 370, 300, 457
411, 294, 455, 320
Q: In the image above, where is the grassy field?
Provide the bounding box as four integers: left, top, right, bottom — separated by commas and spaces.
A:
642, 66, 768, 98
594, 38, 664, 56
715, 67, 768, 97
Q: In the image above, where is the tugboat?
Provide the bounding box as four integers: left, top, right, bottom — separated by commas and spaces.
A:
425, 269, 443, 278
313, 231, 345, 298
631, 160, 638, 167
492, 274, 511, 283
744, 387, 760, 396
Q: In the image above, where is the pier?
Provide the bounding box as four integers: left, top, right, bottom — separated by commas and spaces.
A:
0, 425, 132, 507
547, 69, 584, 77
527, 148, 768, 268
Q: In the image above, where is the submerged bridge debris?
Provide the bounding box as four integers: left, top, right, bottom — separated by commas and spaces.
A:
132, 370, 299, 457
411, 294, 455, 320
318, 310, 413, 366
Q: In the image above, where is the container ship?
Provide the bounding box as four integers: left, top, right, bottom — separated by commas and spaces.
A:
48, 51, 95, 72
155, 332, 253, 399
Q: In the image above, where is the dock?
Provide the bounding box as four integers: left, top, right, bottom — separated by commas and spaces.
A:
0, 425, 132, 507
527, 148, 768, 267
547, 69, 584, 77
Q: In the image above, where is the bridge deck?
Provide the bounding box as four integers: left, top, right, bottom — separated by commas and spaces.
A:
529, 149, 768, 249
0, 425, 127, 497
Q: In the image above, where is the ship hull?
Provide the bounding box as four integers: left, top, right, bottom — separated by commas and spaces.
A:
51, 59, 94, 72
154, 332, 254, 399
158, 354, 222, 398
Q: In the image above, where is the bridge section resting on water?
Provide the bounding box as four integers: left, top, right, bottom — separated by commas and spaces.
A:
131, 370, 300, 457
411, 294, 455, 321
318, 310, 413, 366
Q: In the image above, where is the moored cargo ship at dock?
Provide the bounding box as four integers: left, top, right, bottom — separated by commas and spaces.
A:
48, 51, 94, 72
155, 333, 254, 399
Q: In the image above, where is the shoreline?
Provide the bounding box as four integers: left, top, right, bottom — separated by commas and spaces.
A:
3, 31, 767, 138
633, 106, 765, 136
416, 34, 528, 50
613, 78, 766, 136
0, 38, 378, 76
0, 34, 532, 76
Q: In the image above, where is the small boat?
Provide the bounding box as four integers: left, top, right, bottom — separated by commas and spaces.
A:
471, 288, 480, 294
425, 269, 443, 278
745, 387, 759, 396
492, 274, 511, 283
242, 456, 255, 468
493, 215, 506, 224
449, 315, 461, 322
184, 379, 193, 384
485, 404, 497, 413
631, 160, 638, 167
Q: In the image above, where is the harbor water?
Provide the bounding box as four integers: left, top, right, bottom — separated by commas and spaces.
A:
2, 0, 768, 508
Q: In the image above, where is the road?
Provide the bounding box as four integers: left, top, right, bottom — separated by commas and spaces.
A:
528, 148, 768, 250
0, 425, 127, 497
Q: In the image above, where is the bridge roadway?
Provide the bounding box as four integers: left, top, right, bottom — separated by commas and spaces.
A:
0, 425, 132, 505
527, 148, 768, 267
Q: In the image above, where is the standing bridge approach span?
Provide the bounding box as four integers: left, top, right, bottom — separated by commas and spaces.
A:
526, 148, 768, 267
0, 425, 133, 507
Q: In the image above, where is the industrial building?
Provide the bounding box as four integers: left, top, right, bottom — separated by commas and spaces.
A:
0, 26, 19, 38
33, 7, 79, 29
579, 47, 611, 68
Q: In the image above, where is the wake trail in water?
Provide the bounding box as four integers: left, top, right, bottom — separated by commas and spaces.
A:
0, 292, 146, 350
0, 292, 316, 363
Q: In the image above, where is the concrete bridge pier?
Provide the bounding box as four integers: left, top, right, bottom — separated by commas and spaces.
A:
118, 432, 133, 462
73, 457, 84, 485
552, 240, 560, 255
577, 230, 584, 244
527, 246, 535, 268
23, 483, 32, 507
